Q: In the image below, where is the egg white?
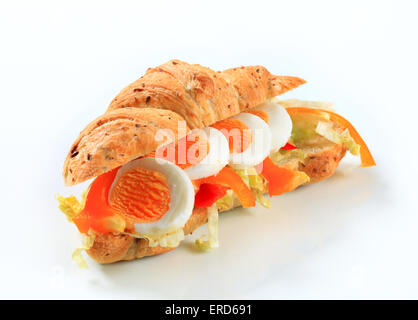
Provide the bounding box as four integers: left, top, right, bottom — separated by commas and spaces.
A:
228, 113, 272, 169
108, 157, 195, 236
184, 127, 229, 180
253, 101, 293, 151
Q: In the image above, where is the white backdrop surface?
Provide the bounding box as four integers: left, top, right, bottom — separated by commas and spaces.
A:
0, 0, 417, 299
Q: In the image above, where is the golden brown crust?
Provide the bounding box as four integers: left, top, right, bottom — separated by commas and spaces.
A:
87, 142, 347, 264
64, 60, 304, 186
63, 108, 189, 186
107, 60, 305, 129
299, 143, 347, 184
87, 233, 134, 264
87, 233, 175, 264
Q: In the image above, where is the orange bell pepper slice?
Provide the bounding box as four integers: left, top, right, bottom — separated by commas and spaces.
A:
73, 167, 125, 234
286, 107, 376, 167
195, 167, 256, 208
261, 157, 307, 196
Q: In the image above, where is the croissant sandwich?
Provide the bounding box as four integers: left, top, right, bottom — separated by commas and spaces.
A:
56, 59, 375, 266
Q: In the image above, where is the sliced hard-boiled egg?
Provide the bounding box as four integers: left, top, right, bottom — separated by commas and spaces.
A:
250, 100, 293, 151
225, 113, 272, 169
108, 157, 195, 237
184, 127, 229, 180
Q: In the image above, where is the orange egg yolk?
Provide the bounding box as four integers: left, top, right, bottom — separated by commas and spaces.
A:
72, 166, 172, 234
210, 119, 252, 153
109, 167, 171, 225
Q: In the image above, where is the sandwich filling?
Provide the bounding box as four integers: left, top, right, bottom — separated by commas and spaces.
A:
57, 99, 375, 267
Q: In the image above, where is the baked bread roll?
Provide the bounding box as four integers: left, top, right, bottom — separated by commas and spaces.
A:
57, 59, 375, 265
64, 60, 305, 186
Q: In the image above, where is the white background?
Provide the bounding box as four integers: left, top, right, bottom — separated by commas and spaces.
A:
0, 0, 417, 299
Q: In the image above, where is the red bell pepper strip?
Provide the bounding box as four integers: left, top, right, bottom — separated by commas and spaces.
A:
195, 166, 256, 208
281, 142, 298, 151
194, 183, 230, 208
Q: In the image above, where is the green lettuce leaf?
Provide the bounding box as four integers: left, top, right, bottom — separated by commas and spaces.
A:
234, 167, 270, 208
195, 204, 219, 250
316, 121, 360, 155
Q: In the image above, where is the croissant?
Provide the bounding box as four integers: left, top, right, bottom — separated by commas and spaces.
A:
64, 59, 305, 186
59, 59, 374, 265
